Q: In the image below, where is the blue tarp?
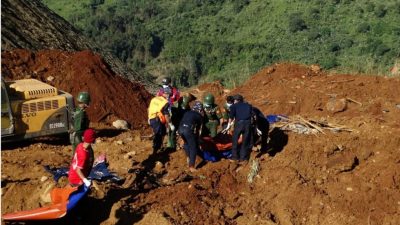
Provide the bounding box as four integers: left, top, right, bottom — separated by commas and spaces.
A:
44, 161, 123, 183
66, 184, 90, 212
198, 149, 232, 162
266, 114, 287, 124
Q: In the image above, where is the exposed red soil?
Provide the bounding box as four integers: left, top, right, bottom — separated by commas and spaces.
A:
2, 62, 400, 225
1, 49, 152, 128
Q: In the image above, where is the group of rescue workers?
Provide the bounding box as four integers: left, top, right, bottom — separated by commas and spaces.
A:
50, 77, 269, 223
65, 76, 269, 188
148, 77, 269, 172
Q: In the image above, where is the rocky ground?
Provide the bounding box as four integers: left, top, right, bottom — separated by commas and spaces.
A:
2, 54, 400, 225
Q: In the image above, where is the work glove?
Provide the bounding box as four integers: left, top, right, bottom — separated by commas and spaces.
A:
83, 178, 92, 187
256, 128, 262, 136
221, 121, 233, 134
168, 123, 175, 131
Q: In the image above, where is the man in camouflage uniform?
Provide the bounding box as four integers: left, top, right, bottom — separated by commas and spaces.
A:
202, 93, 223, 138
221, 95, 234, 129
71, 91, 91, 154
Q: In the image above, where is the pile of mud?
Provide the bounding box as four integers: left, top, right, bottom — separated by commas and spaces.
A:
2, 63, 400, 225
1, 49, 152, 128
234, 63, 400, 123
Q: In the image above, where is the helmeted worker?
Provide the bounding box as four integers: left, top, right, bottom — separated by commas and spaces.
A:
71, 91, 91, 154
169, 93, 197, 149
221, 95, 234, 128
157, 77, 180, 149
148, 87, 174, 153
223, 94, 253, 162
202, 93, 223, 138
157, 77, 180, 105
172, 95, 194, 126
178, 101, 204, 172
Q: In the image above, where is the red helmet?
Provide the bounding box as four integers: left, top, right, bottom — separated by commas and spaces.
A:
83, 129, 96, 143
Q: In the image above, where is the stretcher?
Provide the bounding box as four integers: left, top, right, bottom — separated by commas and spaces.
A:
2, 184, 89, 221
200, 133, 242, 151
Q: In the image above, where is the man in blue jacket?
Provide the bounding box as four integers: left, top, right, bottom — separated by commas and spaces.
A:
223, 94, 253, 163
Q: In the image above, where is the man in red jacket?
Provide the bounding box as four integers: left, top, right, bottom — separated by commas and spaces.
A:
68, 128, 96, 187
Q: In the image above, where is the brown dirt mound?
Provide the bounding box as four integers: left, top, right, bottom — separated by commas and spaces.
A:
234, 63, 399, 123
1, 49, 152, 128
190, 81, 227, 104
2, 63, 400, 225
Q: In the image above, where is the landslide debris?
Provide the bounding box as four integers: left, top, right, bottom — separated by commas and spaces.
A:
2, 63, 400, 225
1, 49, 152, 128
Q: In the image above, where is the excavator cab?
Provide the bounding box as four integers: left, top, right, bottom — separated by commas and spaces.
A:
1, 79, 15, 136
1, 79, 74, 143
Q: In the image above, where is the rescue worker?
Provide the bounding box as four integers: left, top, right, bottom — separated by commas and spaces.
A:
157, 77, 180, 149
148, 87, 174, 153
223, 94, 253, 162
67, 128, 96, 223
157, 77, 180, 105
202, 93, 223, 138
172, 95, 193, 126
178, 101, 204, 172
68, 128, 96, 187
252, 107, 270, 152
72, 91, 91, 154
168, 94, 196, 149
221, 95, 234, 128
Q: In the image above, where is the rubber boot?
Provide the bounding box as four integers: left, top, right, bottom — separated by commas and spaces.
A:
167, 131, 176, 149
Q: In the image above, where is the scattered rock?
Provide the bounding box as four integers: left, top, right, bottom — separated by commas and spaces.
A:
154, 161, 164, 173
1, 174, 9, 181
265, 67, 275, 74
310, 64, 321, 73
326, 151, 358, 173
323, 144, 343, 156
224, 206, 239, 219
123, 151, 136, 159
46, 75, 54, 82
326, 98, 347, 113
40, 176, 48, 182
346, 187, 353, 191
115, 140, 124, 145
112, 119, 129, 130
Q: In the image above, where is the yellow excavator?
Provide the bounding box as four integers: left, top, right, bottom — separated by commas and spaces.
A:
1, 79, 74, 142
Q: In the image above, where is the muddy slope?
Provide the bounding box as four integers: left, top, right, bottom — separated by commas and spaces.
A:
2, 63, 400, 225
1, 49, 152, 128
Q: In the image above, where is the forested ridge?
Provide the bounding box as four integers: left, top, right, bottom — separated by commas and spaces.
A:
42, 0, 400, 87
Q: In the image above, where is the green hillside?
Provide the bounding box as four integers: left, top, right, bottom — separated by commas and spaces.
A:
42, 0, 400, 87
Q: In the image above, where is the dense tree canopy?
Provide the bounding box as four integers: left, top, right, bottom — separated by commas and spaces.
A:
43, 0, 400, 87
